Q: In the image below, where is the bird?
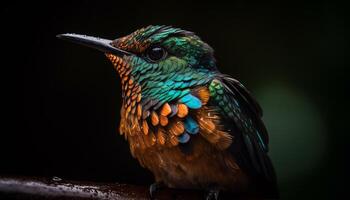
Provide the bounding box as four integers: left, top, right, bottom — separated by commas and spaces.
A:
57, 25, 278, 199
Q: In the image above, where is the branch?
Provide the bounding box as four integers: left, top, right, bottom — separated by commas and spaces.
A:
0, 176, 203, 200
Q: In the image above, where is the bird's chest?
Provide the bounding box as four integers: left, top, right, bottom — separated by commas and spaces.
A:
127, 132, 249, 191
117, 86, 249, 191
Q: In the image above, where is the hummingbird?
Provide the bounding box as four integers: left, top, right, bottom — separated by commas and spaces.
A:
57, 25, 278, 199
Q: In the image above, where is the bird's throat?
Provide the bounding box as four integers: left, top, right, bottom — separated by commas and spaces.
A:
106, 54, 142, 119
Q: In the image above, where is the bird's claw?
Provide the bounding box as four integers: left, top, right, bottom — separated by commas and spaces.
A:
206, 188, 220, 200
149, 182, 163, 199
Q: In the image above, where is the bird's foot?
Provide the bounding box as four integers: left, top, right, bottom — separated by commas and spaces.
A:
206, 187, 220, 200
149, 182, 164, 199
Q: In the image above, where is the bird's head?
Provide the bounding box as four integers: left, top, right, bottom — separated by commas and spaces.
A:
58, 26, 217, 115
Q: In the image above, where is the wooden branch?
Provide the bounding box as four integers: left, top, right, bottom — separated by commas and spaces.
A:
0, 176, 203, 200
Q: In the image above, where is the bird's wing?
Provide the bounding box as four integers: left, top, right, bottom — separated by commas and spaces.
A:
138, 76, 268, 154
206, 76, 277, 191
136, 75, 277, 195
139, 84, 223, 147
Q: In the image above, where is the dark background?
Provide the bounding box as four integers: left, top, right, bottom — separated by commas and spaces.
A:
2, 1, 346, 199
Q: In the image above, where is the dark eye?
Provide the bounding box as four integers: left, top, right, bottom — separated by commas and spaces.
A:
145, 46, 167, 62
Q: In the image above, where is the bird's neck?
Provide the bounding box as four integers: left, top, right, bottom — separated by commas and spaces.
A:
106, 54, 142, 119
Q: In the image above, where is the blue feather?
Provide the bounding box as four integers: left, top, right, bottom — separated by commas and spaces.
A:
179, 94, 202, 109
184, 117, 199, 135
178, 132, 190, 143
180, 93, 192, 102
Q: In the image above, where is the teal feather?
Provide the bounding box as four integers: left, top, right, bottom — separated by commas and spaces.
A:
180, 82, 190, 88
180, 89, 190, 97
183, 74, 193, 81
168, 90, 176, 96
198, 78, 208, 85
175, 75, 184, 82
189, 80, 197, 87
174, 82, 182, 88
165, 80, 174, 86
173, 90, 182, 99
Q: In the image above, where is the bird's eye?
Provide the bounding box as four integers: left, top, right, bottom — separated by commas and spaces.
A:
145, 46, 167, 62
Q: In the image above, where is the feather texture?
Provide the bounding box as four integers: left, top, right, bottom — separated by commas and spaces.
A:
104, 26, 277, 197
209, 78, 277, 191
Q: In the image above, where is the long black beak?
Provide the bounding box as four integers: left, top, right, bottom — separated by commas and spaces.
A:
56, 33, 131, 57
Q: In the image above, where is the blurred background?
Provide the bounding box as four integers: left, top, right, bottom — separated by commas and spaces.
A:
2, 0, 346, 199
